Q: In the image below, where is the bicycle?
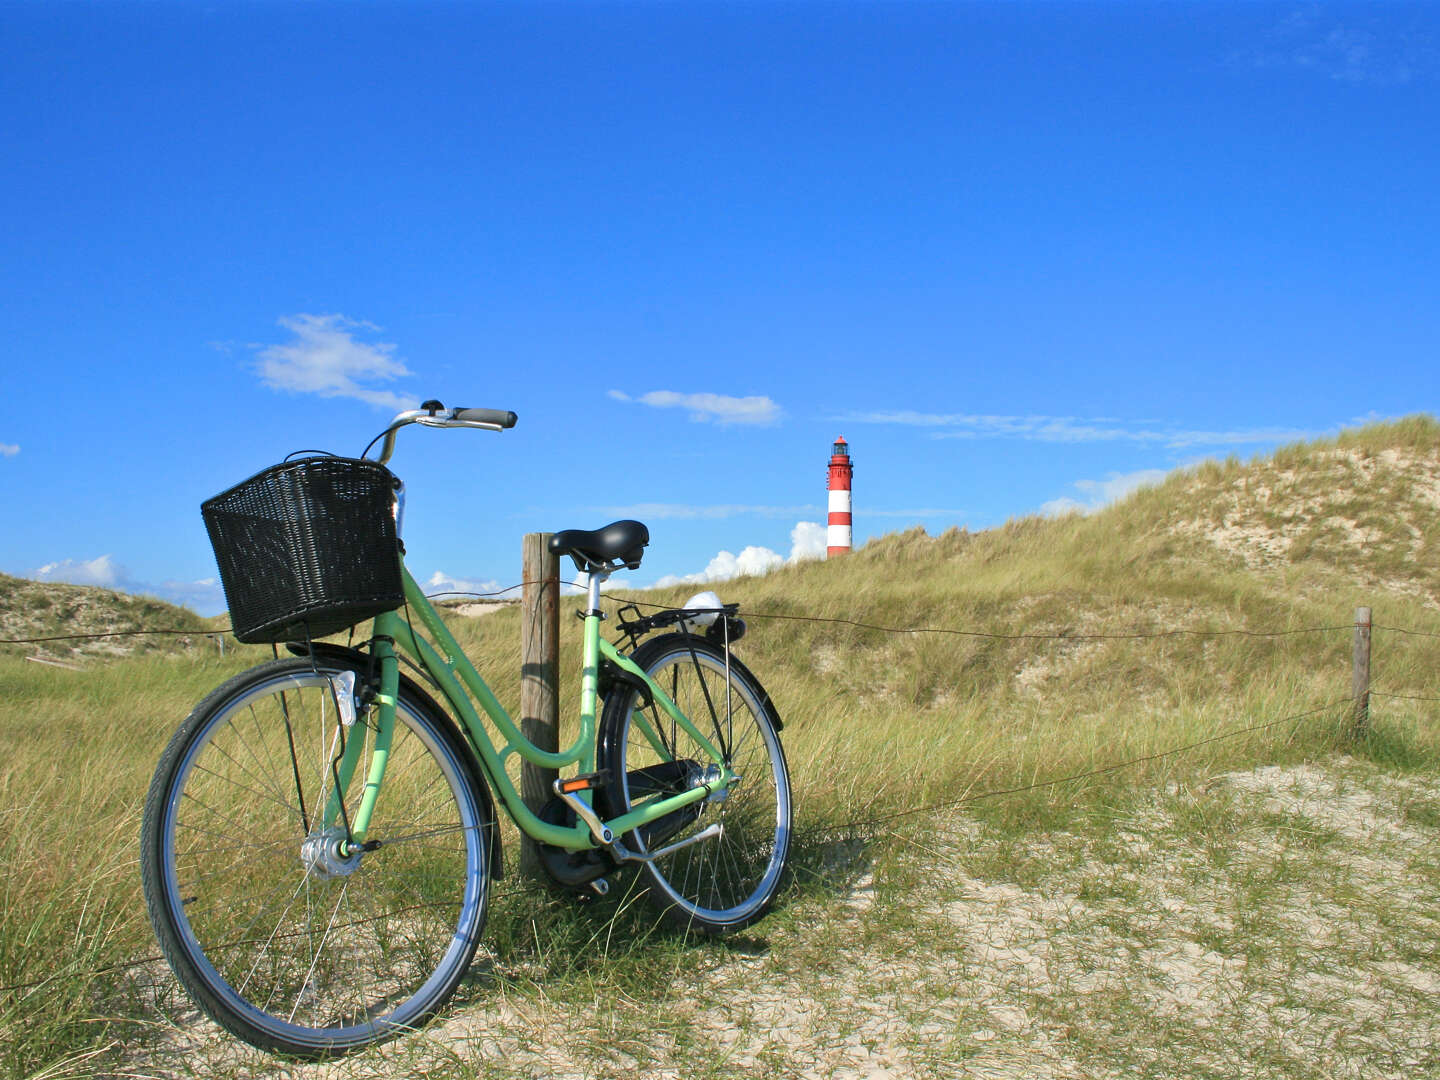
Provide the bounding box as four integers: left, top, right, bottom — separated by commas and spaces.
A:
140, 401, 792, 1059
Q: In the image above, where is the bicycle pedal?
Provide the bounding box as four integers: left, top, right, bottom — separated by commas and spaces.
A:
556, 769, 610, 795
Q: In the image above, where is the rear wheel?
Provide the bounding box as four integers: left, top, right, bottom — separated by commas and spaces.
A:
140, 657, 489, 1058
599, 635, 791, 932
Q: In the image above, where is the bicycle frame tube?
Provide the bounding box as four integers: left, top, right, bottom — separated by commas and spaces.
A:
333, 565, 733, 852
320, 636, 400, 845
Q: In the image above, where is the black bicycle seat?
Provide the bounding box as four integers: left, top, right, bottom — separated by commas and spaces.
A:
549, 520, 649, 572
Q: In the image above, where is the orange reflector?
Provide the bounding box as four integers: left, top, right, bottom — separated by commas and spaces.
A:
560, 778, 592, 794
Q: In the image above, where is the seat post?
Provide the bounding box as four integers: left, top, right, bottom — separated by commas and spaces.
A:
577, 568, 612, 776
585, 568, 609, 616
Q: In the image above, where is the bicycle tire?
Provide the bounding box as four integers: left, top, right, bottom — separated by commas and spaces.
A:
140, 656, 490, 1058
598, 634, 791, 933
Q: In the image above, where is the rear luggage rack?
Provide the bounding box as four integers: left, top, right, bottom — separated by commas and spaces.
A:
613, 603, 746, 651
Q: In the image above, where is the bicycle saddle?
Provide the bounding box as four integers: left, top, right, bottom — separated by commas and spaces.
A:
549, 519, 649, 572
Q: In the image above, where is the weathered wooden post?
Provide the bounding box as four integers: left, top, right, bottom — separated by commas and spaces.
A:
520, 532, 560, 879
1352, 606, 1372, 739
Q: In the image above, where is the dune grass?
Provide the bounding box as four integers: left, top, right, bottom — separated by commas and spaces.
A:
2, 417, 1438, 1078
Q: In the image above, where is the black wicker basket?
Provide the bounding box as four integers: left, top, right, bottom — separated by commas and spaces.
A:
201, 456, 404, 644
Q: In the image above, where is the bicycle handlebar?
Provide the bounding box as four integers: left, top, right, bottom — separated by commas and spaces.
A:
367, 401, 518, 465
453, 407, 518, 428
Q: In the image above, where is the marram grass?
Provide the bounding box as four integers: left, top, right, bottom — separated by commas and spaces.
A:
2, 416, 1439, 1078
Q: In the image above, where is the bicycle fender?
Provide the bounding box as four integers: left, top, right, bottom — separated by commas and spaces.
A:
286, 641, 506, 881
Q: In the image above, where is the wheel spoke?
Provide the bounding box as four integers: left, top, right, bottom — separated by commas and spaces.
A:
142, 660, 489, 1058
602, 639, 790, 932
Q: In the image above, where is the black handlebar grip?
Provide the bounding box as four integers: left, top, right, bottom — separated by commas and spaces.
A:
455, 408, 518, 429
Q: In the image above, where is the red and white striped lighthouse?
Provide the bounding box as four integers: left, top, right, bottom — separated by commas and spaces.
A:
826, 436, 853, 557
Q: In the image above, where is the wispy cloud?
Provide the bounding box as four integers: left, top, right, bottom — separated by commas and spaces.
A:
255, 313, 418, 411
30, 555, 227, 615
1158, 427, 1318, 450
610, 389, 782, 426
0, 443, 18, 458
845, 410, 1316, 450
1233, 7, 1437, 85
1041, 468, 1170, 517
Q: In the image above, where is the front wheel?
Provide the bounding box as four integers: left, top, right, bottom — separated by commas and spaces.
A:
140, 657, 490, 1059
598, 634, 791, 933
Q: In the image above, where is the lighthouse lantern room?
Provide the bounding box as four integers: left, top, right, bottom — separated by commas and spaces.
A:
827, 436, 853, 557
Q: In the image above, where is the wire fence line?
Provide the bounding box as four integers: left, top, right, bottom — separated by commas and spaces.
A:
3, 582, 1433, 1005
1374, 623, 1440, 639
1, 580, 1422, 646
4, 592, 1436, 727
0, 592, 1428, 998
816, 697, 1355, 838
0, 695, 1357, 1001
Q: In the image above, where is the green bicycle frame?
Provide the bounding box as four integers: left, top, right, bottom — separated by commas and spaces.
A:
323, 563, 735, 852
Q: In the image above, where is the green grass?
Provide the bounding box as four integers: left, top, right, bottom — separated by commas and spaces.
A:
2, 415, 1439, 1078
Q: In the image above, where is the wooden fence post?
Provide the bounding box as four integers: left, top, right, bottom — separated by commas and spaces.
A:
520, 533, 560, 880
1352, 606, 1372, 739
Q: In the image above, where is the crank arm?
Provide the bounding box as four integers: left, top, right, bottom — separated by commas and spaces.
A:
611, 822, 723, 864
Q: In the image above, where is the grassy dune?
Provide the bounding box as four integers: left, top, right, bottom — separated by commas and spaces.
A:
2, 417, 1438, 1078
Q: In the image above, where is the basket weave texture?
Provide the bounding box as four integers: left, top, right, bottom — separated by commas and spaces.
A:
201, 457, 404, 644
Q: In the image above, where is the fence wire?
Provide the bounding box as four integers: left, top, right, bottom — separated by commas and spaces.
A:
0, 580, 1391, 646
1374, 623, 1440, 639
0, 694, 1365, 1000
0, 587, 1431, 999
818, 696, 1353, 838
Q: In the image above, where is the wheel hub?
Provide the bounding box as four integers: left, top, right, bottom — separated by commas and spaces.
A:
700, 764, 737, 804
300, 826, 363, 880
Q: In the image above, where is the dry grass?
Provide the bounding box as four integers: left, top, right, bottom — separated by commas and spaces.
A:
2, 415, 1439, 1078
0, 572, 220, 663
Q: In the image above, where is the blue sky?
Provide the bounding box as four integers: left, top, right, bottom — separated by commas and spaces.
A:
2, 1, 1437, 615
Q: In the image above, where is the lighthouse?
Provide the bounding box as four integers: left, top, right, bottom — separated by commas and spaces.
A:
827, 436, 853, 557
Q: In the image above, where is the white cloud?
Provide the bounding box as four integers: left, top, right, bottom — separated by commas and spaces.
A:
652, 519, 828, 587
1042, 468, 1170, 516
611, 389, 782, 426
653, 545, 784, 588
789, 520, 828, 562
255, 313, 418, 411
29, 557, 227, 615
0, 443, 18, 458
424, 570, 515, 597
34, 554, 124, 588
847, 410, 1317, 450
